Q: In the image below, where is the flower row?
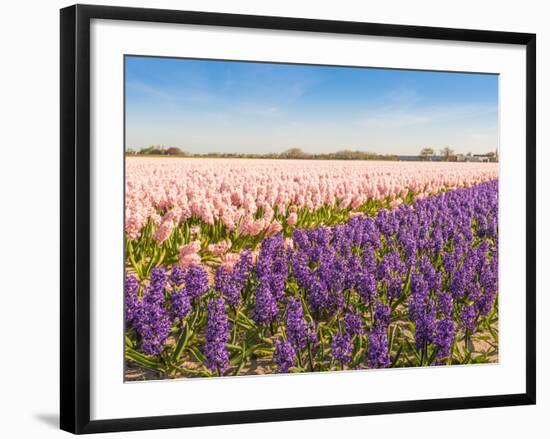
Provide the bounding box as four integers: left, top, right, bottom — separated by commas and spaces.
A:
125, 158, 498, 240
124, 180, 498, 378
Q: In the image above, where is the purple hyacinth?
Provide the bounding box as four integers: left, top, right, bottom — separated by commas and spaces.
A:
343, 254, 362, 291
408, 271, 429, 322
256, 235, 288, 301
434, 318, 456, 359
253, 282, 279, 325
170, 266, 185, 287
315, 249, 346, 313
274, 339, 296, 373
373, 302, 391, 330
125, 274, 139, 323
290, 251, 313, 291
367, 327, 390, 368
331, 333, 353, 365
357, 270, 377, 305
307, 277, 330, 312
450, 268, 466, 300
376, 250, 405, 301
460, 304, 477, 333
475, 289, 497, 318
214, 251, 253, 307
183, 265, 209, 299
344, 310, 364, 336
408, 272, 436, 350
149, 266, 167, 294
437, 291, 454, 318
171, 288, 192, 319
234, 250, 253, 285
480, 255, 498, 297
286, 298, 315, 350
413, 299, 436, 350
204, 298, 230, 374
214, 265, 240, 307
418, 255, 441, 292
132, 267, 171, 355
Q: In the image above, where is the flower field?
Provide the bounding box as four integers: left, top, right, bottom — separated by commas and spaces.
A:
124, 158, 499, 380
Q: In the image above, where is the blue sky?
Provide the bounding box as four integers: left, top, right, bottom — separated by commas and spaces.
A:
125, 56, 498, 155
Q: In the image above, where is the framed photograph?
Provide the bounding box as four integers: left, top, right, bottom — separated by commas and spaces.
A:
60, 4, 536, 434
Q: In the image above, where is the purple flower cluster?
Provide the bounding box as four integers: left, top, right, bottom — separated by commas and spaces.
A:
130, 267, 172, 355
256, 235, 288, 300
253, 236, 288, 324
331, 333, 353, 365
367, 301, 391, 368
274, 339, 296, 372
344, 310, 364, 336
377, 250, 405, 301
170, 266, 185, 287
291, 222, 379, 314
183, 265, 210, 299
367, 328, 390, 368
171, 289, 191, 319
215, 251, 253, 307
204, 298, 230, 374
408, 271, 436, 349
253, 282, 279, 325
460, 304, 477, 333
437, 291, 454, 318
125, 274, 139, 323
373, 302, 391, 329
286, 298, 317, 350
434, 318, 456, 359
171, 265, 209, 319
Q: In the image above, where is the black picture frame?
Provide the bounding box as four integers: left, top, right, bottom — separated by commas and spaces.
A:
60, 4, 536, 434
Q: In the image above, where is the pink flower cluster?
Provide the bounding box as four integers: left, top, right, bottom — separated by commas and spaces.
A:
126, 158, 498, 239
178, 240, 202, 268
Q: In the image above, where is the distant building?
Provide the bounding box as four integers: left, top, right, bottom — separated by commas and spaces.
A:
473, 154, 492, 163
398, 155, 421, 161
398, 155, 444, 162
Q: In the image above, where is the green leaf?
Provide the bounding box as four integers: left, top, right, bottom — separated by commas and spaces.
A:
390, 344, 404, 367
171, 324, 193, 363
188, 346, 206, 364
405, 339, 421, 364
125, 347, 164, 372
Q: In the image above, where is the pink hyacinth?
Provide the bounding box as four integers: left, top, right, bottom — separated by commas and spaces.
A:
179, 240, 201, 258
208, 239, 232, 256
220, 252, 241, 271
389, 198, 403, 210
286, 212, 298, 226
125, 215, 142, 240
266, 220, 283, 237
179, 253, 202, 269
153, 219, 174, 244
243, 218, 265, 237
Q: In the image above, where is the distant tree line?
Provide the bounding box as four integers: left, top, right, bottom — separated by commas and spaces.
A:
126, 146, 399, 161
128, 145, 185, 156
125, 145, 497, 162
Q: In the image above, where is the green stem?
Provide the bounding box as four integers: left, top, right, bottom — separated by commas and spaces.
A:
231, 306, 239, 345
307, 342, 314, 372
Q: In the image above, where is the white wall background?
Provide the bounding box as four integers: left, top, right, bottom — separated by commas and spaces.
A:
0, 0, 546, 437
